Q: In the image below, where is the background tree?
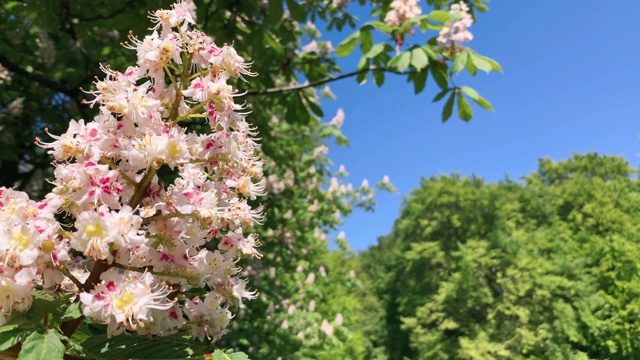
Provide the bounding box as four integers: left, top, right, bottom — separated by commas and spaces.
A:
362, 153, 640, 359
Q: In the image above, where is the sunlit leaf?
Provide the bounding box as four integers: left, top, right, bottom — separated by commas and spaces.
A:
410, 46, 429, 71
457, 92, 473, 121
336, 31, 360, 57
442, 91, 455, 122
451, 49, 468, 74
18, 330, 65, 360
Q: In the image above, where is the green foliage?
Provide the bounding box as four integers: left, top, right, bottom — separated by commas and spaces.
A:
19, 330, 65, 360
362, 153, 640, 359
0, 0, 499, 358
79, 333, 217, 359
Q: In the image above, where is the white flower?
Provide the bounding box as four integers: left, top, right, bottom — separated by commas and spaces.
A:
330, 108, 345, 128
438, 1, 474, 46
385, 0, 421, 28
80, 270, 174, 335
30, 0, 264, 342
321, 319, 334, 337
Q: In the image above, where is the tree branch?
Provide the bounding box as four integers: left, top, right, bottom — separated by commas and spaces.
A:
59, 259, 111, 338
245, 66, 416, 96
0, 54, 76, 96
72, 0, 137, 21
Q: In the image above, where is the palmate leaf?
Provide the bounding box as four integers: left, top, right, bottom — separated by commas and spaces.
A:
212, 349, 251, 360
18, 330, 65, 360
79, 333, 219, 359
336, 30, 360, 57
456, 92, 473, 121
285, 0, 306, 22
267, 0, 283, 25
0, 325, 28, 352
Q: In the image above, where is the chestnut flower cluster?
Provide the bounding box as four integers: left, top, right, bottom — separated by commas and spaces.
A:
2, 0, 264, 344
437, 1, 474, 46
384, 0, 422, 29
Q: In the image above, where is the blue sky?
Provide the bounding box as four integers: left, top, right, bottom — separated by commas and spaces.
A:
320, 1, 640, 250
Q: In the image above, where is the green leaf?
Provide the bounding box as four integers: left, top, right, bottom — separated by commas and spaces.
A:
485, 56, 503, 73
388, 51, 411, 72
302, 94, 324, 117
459, 86, 479, 100
373, 68, 384, 87
410, 46, 429, 71
285, 0, 306, 22
81, 333, 215, 359
423, 45, 437, 60
364, 43, 385, 59
212, 349, 250, 360
398, 16, 421, 34
267, 0, 283, 25
465, 57, 477, 76
363, 21, 393, 33
410, 70, 428, 94
432, 88, 451, 102
100, 46, 111, 57
430, 65, 449, 89
285, 93, 310, 123
457, 92, 473, 121
9, 293, 71, 331
357, 55, 369, 71
359, 28, 373, 54
460, 86, 494, 110
0, 325, 27, 352
469, 50, 503, 73
356, 55, 370, 84
427, 10, 451, 22
336, 134, 350, 147
423, 21, 444, 31
263, 32, 284, 56
470, 53, 491, 73
442, 91, 455, 122
0, 325, 19, 334
451, 49, 468, 74
4, 1, 24, 10
61, 302, 82, 322
475, 3, 489, 12
336, 31, 360, 57
18, 330, 65, 360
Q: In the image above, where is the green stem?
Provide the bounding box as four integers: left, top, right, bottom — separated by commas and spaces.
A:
128, 159, 162, 209
189, 156, 227, 164
143, 212, 196, 223
46, 261, 83, 290
167, 55, 192, 125
110, 262, 194, 280
163, 63, 178, 89
99, 157, 136, 187
175, 100, 209, 123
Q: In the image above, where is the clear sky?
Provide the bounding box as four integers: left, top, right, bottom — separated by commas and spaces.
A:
319, 1, 640, 250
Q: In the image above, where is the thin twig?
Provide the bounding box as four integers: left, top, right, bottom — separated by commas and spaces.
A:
110, 262, 193, 280
245, 66, 417, 96
72, 0, 136, 21
99, 157, 137, 187
46, 261, 83, 290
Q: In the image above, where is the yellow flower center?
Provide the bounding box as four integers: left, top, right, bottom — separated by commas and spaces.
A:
85, 223, 104, 239
114, 290, 135, 311
11, 230, 31, 250
167, 141, 182, 160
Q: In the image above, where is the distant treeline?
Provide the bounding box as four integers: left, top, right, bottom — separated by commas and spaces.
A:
357, 153, 640, 359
